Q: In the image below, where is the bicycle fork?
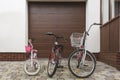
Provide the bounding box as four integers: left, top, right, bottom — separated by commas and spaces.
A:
30, 50, 37, 67
77, 49, 87, 68
30, 50, 34, 67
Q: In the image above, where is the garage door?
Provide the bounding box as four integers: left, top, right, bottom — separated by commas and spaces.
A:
29, 2, 85, 58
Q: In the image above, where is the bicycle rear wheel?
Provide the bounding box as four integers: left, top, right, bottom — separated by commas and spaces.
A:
68, 49, 96, 78
24, 59, 40, 75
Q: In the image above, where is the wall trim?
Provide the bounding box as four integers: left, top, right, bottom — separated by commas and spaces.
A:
93, 53, 100, 61
99, 52, 120, 70
0, 53, 26, 61
100, 0, 102, 24
28, 0, 87, 2
100, 15, 120, 28
0, 52, 99, 61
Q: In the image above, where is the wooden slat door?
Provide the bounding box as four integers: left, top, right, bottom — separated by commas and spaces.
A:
28, 2, 85, 58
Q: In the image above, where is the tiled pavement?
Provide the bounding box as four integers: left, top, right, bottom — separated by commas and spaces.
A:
0, 59, 120, 80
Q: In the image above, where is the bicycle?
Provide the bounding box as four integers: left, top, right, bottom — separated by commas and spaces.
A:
46, 32, 66, 77
24, 39, 40, 75
68, 23, 101, 78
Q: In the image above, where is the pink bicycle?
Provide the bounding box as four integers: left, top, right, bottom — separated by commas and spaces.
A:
24, 39, 40, 75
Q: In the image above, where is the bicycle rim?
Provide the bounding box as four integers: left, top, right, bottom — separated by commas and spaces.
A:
47, 58, 58, 77
68, 50, 96, 78
24, 59, 40, 75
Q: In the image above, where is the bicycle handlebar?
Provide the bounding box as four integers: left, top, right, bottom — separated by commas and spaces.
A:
93, 23, 102, 25
87, 23, 101, 36
28, 39, 33, 49
46, 32, 67, 41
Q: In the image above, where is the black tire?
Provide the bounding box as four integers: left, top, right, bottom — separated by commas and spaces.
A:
47, 59, 58, 77
47, 51, 58, 77
68, 49, 96, 78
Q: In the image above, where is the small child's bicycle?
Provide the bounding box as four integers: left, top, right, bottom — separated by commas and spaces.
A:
24, 39, 40, 75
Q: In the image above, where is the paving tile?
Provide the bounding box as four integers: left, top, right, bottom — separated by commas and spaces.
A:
0, 59, 119, 80
75, 79, 85, 80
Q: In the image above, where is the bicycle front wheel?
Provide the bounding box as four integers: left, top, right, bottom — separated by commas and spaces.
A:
68, 49, 96, 78
24, 59, 40, 75
47, 48, 60, 77
47, 59, 58, 77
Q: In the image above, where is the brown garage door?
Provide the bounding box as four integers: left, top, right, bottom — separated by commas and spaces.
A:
29, 2, 85, 58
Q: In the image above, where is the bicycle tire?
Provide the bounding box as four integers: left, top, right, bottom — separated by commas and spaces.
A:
68, 49, 96, 78
47, 52, 58, 77
24, 59, 40, 75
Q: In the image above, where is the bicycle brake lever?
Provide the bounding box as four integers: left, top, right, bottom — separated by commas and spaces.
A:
94, 23, 102, 25
31, 38, 35, 42
64, 38, 67, 42
86, 32, 89, 36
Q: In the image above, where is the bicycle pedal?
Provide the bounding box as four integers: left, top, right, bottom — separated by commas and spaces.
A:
84, 64, 88, 66
57, 65, 64, 68
77, 65, 79, 68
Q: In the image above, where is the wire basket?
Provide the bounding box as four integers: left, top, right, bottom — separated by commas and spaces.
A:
70, 33, 83, 47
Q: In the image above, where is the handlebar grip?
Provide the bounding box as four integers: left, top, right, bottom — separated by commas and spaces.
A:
64, 38, 67, 42
29, 38, 35, 42
86, 32, 89, 36
94, 23, 102, 25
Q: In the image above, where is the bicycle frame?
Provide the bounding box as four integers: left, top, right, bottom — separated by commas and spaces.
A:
27, 40, 38, 67
24, 39, 40, 76
78, 23, 101, 66
50, 42, 63, 63
30, 50, 34, 67
46, 32, 64, 64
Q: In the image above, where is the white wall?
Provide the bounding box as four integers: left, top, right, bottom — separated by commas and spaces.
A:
111, 0, 115, 19
102, 0, 109, 24
0, 0, 101, 53
0, 0, 28, 52
86, 0, 100, 53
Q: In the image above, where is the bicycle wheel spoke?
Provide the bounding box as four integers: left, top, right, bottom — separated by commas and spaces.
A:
24, 59, 40, 75
48, 62, 55, 73
68, 50, 96, 78
47, 58, 58, 77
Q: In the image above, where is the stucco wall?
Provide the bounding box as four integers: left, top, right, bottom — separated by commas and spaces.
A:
0, 0, 28, 52
102, 0, 109, 24
0, 0, 101, 53
86, 0, 100, 53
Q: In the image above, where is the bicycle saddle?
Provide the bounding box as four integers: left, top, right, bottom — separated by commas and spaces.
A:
46, 32, 54, 36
